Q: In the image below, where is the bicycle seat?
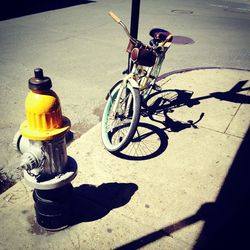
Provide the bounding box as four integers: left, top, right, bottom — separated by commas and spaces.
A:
149, 28, 173, 43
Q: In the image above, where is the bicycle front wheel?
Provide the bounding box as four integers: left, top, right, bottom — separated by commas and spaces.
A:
101, 81, 140, 152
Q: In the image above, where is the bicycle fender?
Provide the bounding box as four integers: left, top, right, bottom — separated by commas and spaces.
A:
105, 78, 139, 100
123, 73, 139, 89
105, 80, 123, 100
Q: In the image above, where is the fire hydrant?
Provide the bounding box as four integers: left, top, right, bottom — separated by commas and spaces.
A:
13, 68, 77, 230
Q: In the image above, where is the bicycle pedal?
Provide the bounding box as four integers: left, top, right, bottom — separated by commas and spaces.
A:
141, 110, 148, 117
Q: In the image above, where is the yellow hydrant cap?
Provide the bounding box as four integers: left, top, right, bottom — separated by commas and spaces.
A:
20, 68, 70, 140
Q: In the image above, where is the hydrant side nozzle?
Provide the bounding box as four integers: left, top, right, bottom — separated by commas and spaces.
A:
29, 68, 52, 91
13, 130, 31, 154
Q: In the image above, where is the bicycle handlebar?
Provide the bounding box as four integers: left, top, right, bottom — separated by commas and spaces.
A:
108, 11, 121, 23
108, 11, 140, 45
108, 11, 172, 50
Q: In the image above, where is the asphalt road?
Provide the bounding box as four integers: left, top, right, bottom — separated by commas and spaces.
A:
0, 0, 249, 188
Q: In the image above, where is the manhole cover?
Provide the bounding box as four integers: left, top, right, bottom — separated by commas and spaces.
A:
224, 7, 250, 14
171, 9, 194, 14
173, 36, 195, 45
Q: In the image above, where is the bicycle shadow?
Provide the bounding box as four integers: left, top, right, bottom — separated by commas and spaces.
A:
114, 122, 168, 161
115, 79, 249, 161
143, 80, 250, 130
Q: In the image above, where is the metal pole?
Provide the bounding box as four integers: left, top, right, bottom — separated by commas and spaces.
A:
127, 0, 141, 73
130, 0, 141, 39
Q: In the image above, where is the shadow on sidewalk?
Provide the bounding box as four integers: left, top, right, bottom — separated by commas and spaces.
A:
114, 79, 249, 161
114, 122, 168, 161
0, 0, 96, 21
70, 182, 138, 225
193, 125, 250, 250
114, 126, 250, 249
144, 80, 250, 129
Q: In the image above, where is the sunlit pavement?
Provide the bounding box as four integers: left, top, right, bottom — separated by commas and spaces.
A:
1, 67, 249, 249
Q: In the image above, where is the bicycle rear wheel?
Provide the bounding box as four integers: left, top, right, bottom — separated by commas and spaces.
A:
101, 81, 140, 152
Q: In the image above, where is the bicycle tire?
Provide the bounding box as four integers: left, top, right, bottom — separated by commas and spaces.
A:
101, 81, 140, 152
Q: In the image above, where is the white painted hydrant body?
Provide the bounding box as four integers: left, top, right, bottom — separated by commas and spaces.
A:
14, 68, 77, 230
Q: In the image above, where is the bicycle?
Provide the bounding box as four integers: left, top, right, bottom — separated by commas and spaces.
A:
101, 11, 173, 153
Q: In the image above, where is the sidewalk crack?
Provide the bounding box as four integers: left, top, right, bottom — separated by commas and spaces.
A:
224, 88, 250, 134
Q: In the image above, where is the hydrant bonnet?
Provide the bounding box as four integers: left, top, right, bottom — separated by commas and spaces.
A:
20, 68, 70, 141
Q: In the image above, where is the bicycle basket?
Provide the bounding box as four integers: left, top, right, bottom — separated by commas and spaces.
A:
131, 47, 156, 67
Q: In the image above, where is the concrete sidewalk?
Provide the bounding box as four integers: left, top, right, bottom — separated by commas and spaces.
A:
1, 0, 250, 183
0, 68, 249, 249
1, 0, 250, 249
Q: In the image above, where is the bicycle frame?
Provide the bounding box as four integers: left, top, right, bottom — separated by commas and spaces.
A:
101, 11, 173, 153
133, 49, 167, 100
110, 68, 139, 118
111, 46, 168, 115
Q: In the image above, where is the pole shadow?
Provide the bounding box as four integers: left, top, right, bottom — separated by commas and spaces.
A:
193, 126, 250, 250
0, 0, 96, 21
115, 203, 214, 250
115, 126, 250, 249
70, 182, 138, 225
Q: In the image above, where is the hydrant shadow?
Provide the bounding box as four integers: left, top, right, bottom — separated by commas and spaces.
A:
70, 182, 138, 225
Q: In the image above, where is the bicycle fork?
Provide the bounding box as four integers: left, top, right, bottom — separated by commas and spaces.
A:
110, 74, 135, 128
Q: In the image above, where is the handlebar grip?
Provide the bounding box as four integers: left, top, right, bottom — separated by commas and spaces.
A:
108, 11, 121, 23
